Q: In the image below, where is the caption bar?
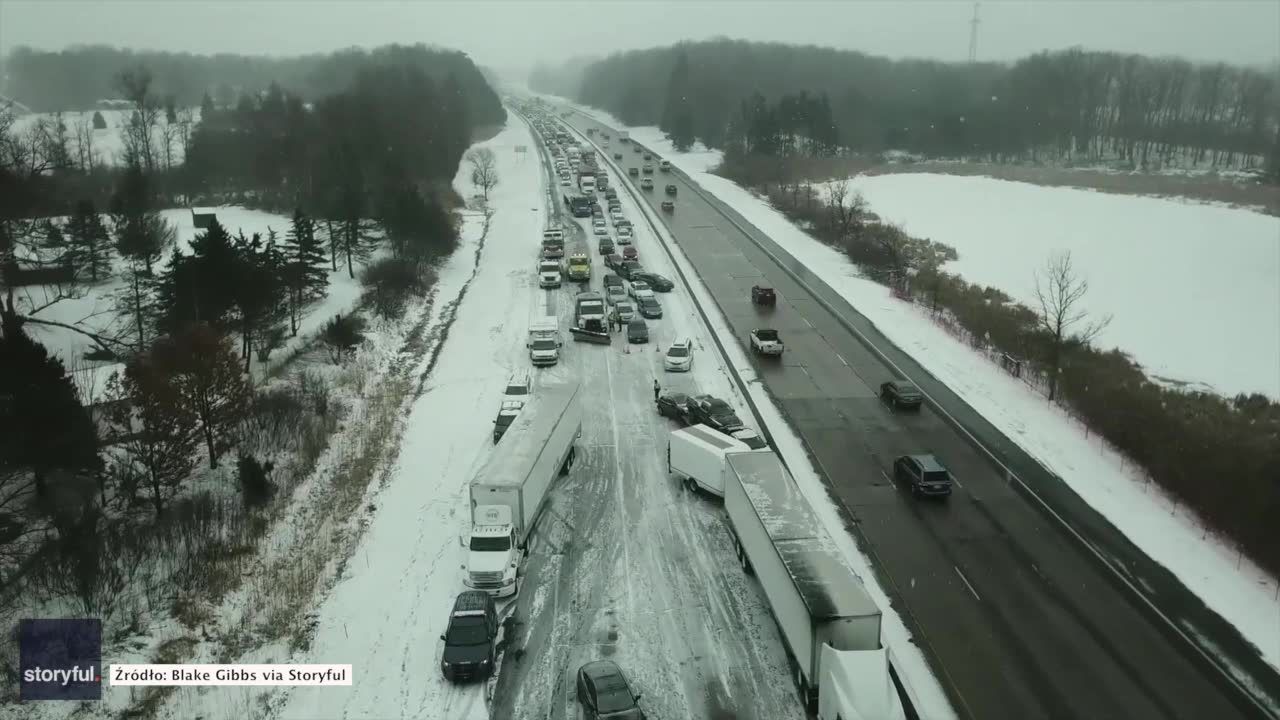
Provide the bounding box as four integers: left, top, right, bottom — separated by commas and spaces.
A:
110, 664, 352, 686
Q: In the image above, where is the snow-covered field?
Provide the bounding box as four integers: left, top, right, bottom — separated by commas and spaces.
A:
11, 108, 198, 167
556, 100, 1280, 674
19, 205, 368, 397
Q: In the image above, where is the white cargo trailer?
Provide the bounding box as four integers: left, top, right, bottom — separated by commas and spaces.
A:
724, 451, 904, 718
465, 382, 582, 597
667, 424, 763, 496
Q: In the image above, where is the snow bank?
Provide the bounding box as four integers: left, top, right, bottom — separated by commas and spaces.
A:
581, 109, 1280, 673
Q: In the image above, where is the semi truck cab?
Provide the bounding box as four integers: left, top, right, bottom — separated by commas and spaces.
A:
464, 505, 521, 598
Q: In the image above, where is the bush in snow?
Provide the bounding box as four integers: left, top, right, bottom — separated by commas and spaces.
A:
92, 111, 107, 129
236, 454, 274, 509
320, 314, 365, 365
360, 257, 431, 320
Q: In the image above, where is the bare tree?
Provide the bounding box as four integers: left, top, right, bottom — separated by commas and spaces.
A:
115, 66, 160, 172
1033, 251, 1112, 401
467, 148, 499, 201
73, 115, 96, 173
825, 178, 867, 244
159, 117, 180, 173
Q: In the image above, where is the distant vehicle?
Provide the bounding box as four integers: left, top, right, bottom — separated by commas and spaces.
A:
593, 219, 609, 236
628, 167, 640, 177
656, 391, 692, 422
627, 280, 653, 301
601, 132, 610, 140
642, 164, 654, 174
663, 338, 693, 372
622, 246, 638, 261
641, 178, 654, 190
659, 160, 671, 172
894, 454, 953, 498
631, 272, 672, 292
559, 177, 570, 187
615, 226, 634, 244
439, 591, 498, 681
605, 284, 627, 306
660, 200, 674, 212
592, 206, 604, 220
749, 328, 784, 356
569, 195, 592, 218
610, 209, 625, 224
605, 188, 618, 200
880, 380, 923, 410
668, 424, 765, 496
603, 274, 624, 290
664, 184, 677, 195
598, 237, 615, 255
610, 300, 637, 324
627, 317, 649, 343
576, 660, 645, 720
637, 296, 663, 319
604, 253, 624, 272
492, 374, 530, 443
613, 152, 623, 160
567, 252, 591, 283
643, 153, 653, 161
618, 260, 644, 281
633, 144, 642, 153
751, 285, 776, 306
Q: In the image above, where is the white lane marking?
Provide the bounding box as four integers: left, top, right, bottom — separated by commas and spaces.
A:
803, 317, 814, 329
955, 566, 982, 602
836, 353, 848, 367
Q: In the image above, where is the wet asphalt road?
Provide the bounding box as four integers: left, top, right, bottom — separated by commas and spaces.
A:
552, 109, 1279, 720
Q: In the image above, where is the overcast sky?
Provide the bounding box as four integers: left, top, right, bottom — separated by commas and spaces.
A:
2, 0, 1277, 71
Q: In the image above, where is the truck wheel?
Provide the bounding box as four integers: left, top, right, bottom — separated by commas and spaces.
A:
685, 477, 697, 493
796, 667, 816, 710
737, 541, 754, 576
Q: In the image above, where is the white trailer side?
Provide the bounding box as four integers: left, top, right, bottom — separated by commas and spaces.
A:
668, 425, 753, 496
724, 451, 883, 703
470, 382, 582, 546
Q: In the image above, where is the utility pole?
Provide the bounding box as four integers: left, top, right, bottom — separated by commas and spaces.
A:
968, 3, 981, 63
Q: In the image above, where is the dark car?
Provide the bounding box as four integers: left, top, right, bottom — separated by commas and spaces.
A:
613, 152, 623, 160
618, 260, 643, 280
642, 164, 654, 175
751, 285, 776, 306
633, 144, 642, 153
689, 395, 744, 434
643, 153, 653, 161
632, 272, 674, 292
622, 245, 638, 261
894, 454, 953, 498
661, 200, 675, 212
628, 167, 639, 177
880, 380, 924, 410
605, 188, 619, 200
656, 391, 692, 423
577, 660, 644, 719
627, 318, 649, 344
664, 184, 677, 195
440, 591, 499, 682
604, 253, 624, 271
637, 296, 662, 318
599, 238, 615, 255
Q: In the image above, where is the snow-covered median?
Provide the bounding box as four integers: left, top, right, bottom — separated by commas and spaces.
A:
561, 99, 1280, 675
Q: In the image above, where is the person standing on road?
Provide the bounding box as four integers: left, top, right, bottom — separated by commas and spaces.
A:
653, 379, 660, 401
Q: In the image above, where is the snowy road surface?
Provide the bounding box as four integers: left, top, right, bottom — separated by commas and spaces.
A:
489, 111, 802, 720
271, 109, 803, 720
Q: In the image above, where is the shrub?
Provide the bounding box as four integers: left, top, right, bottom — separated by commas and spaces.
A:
320, 314, 366, 364
236, 454, 274, 509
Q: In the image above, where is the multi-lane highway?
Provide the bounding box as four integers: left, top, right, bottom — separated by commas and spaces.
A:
558, 108, 1279, 720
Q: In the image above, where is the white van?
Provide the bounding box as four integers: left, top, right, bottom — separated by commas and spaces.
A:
527, 316, 562, 367
668, 425, 767, 496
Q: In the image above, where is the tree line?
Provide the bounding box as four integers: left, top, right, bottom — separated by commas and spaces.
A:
539, 39, 1280, 177
3, 43, 504, 126
748, 174, 1280, 579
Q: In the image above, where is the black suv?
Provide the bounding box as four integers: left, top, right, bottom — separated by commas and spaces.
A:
880, 380, 923, 410
656, 391, 692, 423
894, 454, 953, 498
688, 395, 745, 434
440, 591, 499, 681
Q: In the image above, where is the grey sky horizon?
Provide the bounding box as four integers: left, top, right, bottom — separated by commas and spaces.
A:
2, 0, 1277, 73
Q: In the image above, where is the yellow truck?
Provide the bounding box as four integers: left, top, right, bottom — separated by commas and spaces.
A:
566, 252, 591, 283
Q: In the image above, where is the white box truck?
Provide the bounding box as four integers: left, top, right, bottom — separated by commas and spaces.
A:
668, 424, 767, 496
724, 451, 905, 719
465, 383, 582, 598
527, 315, 562, 367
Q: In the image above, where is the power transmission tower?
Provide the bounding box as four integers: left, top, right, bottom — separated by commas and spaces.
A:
968, 3, 981, 63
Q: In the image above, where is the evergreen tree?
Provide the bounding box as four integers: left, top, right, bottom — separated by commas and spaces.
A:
91, 111, 107, 130
65, 200, 113, 283
154, 324, 250, 469
200, 91, 216, 119
661, 50, 695, 151
0, 327, 101, 501
156, 219, 239, 335
231, 230, 287, 371
282, 209, 329, 336
111, 163, 170, 274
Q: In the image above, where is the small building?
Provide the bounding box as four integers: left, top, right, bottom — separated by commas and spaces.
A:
191, 207, 217, 229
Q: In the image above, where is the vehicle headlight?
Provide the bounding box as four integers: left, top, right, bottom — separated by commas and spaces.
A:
502, 577, 515, 586
480, 658, 491, 667
441, 660, 451, 668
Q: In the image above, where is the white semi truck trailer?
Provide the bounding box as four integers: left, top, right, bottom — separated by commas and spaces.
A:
724, 450, 906, 719
464, 382, 582, 598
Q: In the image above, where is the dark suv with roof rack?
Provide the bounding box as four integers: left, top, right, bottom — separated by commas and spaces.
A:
440, 591, 499, 681
894, 454, 954, 498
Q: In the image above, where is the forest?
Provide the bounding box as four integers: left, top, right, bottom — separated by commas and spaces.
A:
0, 44, 497, 630
535, 39, 1280, 176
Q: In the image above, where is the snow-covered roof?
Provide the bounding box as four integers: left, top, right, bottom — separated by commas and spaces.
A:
473, 382, 580, 491
729, 451, 879, 621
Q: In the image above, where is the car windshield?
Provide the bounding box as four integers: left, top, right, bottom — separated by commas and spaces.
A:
668, 346, 689, 358
641, 298, 658, 308
469, 535, 510, 551
595, 675, 636, 712
445, 617, 489, 646
531, 339, 557, 351
495, 415, 515, 428
505, 384, 528, 395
